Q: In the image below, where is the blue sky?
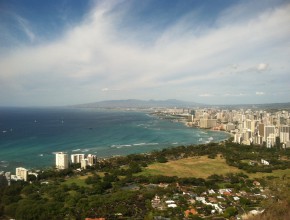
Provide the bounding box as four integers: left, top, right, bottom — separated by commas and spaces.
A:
0, 0, 289, 106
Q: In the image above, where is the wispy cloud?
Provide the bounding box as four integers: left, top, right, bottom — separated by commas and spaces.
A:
14, 15, 36, 42
0, 0, 289, 105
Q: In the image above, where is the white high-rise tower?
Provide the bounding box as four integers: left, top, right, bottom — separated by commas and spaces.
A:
55, 152, 69, 169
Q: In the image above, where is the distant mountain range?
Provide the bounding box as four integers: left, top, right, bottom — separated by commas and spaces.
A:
72, 99, 203, 109
216, 102, 290, 110
71, 99, 290, 110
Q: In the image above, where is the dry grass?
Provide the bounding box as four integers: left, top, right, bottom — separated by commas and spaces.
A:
141, 155, 241, 179
141, 156, 290, 179
249, 169, 290, 179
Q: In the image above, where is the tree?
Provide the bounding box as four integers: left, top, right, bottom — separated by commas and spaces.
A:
223, 206, 238, 218
85, 174, 101, 184
275, 137, 281, 148
157, 156, 168, 163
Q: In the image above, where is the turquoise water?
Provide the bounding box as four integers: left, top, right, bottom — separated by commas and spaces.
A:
0, 107, 230, 171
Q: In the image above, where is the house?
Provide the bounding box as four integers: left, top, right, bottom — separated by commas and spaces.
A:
151, 195, 162, 209
253, 180, 261, 186
196, 197, 206, 202
208, 197, 218, 203
249, 161, 258, 166
233, 196, 240, 201
208, 189, 215, 194
217, 195, 225, 200
165, 200, 175, 204
211, 204, 223, 213
168, 203, 177, 208
188, 199, 196, 204
223, 191, 231, 196
261, 159, 269, 165
184, 208, 198, 218
159, 183, 169, 188
219, 189, 232, 196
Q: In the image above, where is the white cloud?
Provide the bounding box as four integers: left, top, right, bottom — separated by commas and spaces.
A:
257, 63, 269, 71
199, 93, 214, 97
101, 88, 121, 92
0, 1, 289, 105
101, 88, 109, 92
256, 92, 265, 95
224, 93, 247, 97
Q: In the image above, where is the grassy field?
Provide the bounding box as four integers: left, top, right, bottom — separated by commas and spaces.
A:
140, 155, 290, 179
63, 174, 91, 187
62, 171, 107, 187
140, 155, 241, 179
249, 169, 290, 179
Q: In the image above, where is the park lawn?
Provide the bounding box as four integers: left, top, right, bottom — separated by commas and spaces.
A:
63, 173, 92, 187
141, 156, 290, 179
249, 169, 290, 179
62, 171, 107, 187
141, 155, 242, 179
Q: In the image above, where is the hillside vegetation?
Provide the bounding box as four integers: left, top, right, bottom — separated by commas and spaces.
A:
0, 141, 289, 219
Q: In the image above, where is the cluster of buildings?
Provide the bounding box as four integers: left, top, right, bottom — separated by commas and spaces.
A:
0, 167, 33, 185
148, 180, 267, 219
55, 152, 97, 170
162, 107, 290, 148
0, 152, 97, 185
193, 108, 290, 147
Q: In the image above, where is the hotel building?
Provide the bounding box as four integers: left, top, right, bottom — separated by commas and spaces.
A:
16, 167, 28, 181
71, 154, 85, 164
55, 152, 69, 169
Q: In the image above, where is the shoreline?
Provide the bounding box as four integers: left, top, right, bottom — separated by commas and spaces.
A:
0, 109, 230, 173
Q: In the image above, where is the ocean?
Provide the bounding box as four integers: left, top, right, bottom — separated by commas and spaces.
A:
0, 107, 230, 171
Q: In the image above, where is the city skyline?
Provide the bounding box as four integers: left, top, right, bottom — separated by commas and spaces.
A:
0, 0, 289, 106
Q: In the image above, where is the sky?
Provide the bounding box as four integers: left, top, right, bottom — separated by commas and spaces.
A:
0, 0, 289, 106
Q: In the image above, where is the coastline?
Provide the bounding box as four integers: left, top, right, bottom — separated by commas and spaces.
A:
0, 108, 230, 173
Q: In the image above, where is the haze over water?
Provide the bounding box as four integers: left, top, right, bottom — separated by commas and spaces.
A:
0, 107, 230, 171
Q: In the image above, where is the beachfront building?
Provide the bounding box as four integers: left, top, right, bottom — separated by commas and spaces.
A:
87, 154, 97, 166
55, 152, 69, 169
190, 107, 289, 147
0, 171, 9, 186
199, 119, 217, 129
80, 154, 97, 169
71, 154, 85, 164
16, 167, 28, 181
81, 158, 88, 169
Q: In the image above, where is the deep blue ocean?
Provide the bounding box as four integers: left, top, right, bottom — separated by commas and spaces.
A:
0, 107, 230, 171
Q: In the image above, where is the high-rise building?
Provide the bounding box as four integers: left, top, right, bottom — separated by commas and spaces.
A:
267, 133, 276, 148
16, 167, 28, 181
258, 123, 264, 137
81, 158, 88, 169
71, 154, 85, 164
280, 125, 290, 143
264, 125, 275, 141
0, 172, 8, 187
5, 172, 11, 186
55, 152, 69, 169
199, 119, 217, 128
226, 123, 235, 132
245, 119, 252, 130
87, 154, 97, 166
